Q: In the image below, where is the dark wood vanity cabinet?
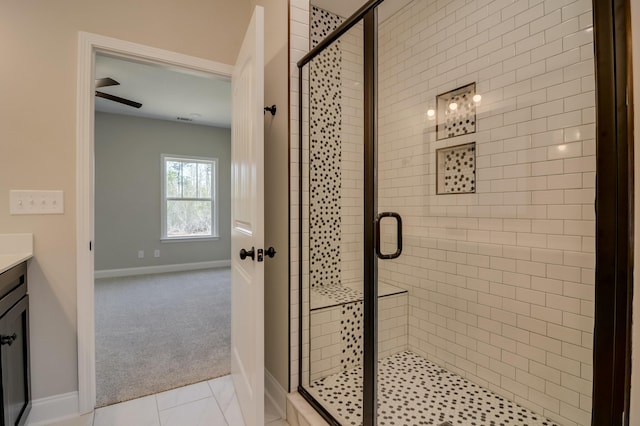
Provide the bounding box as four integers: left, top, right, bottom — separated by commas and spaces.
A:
0, 262, 30, 426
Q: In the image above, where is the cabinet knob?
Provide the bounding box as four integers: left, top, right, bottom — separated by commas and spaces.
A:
0, 333, 17, 346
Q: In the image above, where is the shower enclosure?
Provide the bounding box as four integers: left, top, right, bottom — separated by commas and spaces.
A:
296, 0, 629, 424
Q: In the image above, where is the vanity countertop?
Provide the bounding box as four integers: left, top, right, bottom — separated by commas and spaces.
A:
0, 234, 33, 274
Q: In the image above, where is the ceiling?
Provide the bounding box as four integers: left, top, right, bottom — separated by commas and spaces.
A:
93, 1, 414, 128
94, 54, 231, 128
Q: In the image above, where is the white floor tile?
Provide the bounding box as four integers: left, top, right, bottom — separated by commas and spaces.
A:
208, 375, 236, 412
265, 396, 281, 424
94, 395, 160, 426
45, 412, 94, 426
265, 420, 289, 426
158, 397, 227, 426
221, 394, 245, 426
156, 381, 213, 411
84, 375, 285, 426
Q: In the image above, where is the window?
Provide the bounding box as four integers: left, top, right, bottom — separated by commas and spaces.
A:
162, 155, 217, 239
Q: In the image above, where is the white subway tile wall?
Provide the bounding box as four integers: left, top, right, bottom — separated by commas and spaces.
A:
340, 21, 365, 286
377, 1, 594, 425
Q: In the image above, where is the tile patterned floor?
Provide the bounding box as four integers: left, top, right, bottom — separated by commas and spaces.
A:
307, 351, 559, 426
47, 375, 287, 426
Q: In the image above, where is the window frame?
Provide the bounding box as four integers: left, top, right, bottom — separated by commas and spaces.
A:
161, 154, 219, 241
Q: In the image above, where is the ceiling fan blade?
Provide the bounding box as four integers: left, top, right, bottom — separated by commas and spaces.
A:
95, 77, 120, 88
95, 91, 142, 109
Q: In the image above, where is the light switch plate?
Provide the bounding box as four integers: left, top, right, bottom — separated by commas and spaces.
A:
10, 190, 64, 215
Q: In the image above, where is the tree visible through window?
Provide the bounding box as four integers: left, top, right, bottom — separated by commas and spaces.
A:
163, 155, 217, 238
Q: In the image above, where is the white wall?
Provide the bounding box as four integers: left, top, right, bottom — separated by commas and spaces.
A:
94, 112, 231, 271
630, 0, 640, 423
0, 0, 251, 401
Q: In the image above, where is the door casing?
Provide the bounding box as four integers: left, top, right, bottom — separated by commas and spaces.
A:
75, 32, 233, 413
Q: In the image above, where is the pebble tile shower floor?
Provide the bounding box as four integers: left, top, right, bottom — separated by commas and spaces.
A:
308, 351, 559, 426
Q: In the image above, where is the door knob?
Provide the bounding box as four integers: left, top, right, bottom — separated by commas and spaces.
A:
265, 247, 277, 258
239, 247, 255, 260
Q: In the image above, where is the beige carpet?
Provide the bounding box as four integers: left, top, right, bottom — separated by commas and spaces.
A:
95, 268, 231, 407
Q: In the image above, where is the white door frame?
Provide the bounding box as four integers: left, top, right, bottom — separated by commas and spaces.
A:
75, 31, 233, 413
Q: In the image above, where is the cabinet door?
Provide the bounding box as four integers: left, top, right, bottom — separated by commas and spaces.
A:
0, 296, 30, 426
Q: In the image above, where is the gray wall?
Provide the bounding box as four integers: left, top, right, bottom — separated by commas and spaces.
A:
95, 112, 231, 271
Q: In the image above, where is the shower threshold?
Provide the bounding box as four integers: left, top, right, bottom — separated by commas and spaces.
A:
307, 351, 559, 426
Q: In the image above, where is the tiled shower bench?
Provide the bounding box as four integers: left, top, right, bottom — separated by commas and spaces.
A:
309, 282, 408, 382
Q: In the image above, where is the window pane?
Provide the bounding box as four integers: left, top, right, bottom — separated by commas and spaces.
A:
182, 162, 197, 198
198, 163, 212, 198
166, 161, 182, 198
166, 200, 212, 237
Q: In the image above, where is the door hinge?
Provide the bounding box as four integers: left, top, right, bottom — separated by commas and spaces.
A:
626, 86, 629, 107
89, 241, 92, 251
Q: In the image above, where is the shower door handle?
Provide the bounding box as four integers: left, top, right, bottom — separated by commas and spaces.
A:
375, 212, 402, 260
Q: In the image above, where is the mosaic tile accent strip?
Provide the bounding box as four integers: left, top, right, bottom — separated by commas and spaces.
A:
311, 6, 343, 46
340, 302, 363, 370
309, 6, 345, 288
308, 351, 559, 426
436, 142, 476, 194
436, 82, 477, 140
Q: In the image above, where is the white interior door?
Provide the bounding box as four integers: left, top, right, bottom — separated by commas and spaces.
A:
231, 6, 264, 426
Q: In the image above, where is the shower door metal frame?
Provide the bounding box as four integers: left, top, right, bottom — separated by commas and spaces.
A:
591, 0, 633, 424
297, 2, 383, 423
296, 0, 633, 424
361, 8, 378, 426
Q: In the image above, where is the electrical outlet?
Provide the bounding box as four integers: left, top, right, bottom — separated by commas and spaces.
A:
138, 250, 144, 259
10, 190, 64, 215
154, 249, 160, 258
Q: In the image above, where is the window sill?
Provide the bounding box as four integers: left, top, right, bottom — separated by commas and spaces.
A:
161, 236, 220, 243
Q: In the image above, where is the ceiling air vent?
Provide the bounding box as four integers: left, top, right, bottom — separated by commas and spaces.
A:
176, 116, 193, 122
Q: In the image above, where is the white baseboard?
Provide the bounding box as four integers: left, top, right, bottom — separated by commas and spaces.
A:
27, 391, 80, 426
94, 260, 231, 279
265, 369, 287, 419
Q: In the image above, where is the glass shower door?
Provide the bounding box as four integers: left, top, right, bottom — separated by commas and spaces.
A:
300, 12, 366, 425
374, 0, 596, 425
